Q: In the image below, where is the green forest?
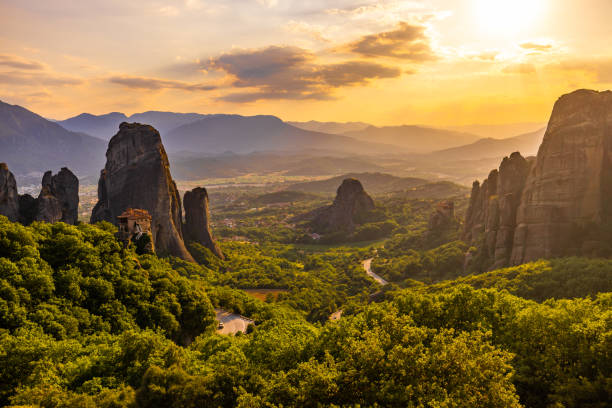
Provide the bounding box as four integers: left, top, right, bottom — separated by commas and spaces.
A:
1, 191, 611, 407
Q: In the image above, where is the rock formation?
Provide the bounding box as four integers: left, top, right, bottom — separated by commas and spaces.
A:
429, 201, 455, 231
0, 163, 19, 222
463, 152, 532, 269
464, 89, 612, 269
183, 187, 224, 259
91, 122, 194, 262
0, 164, 79, 225
34, 168, 79, 224
311, 178, 375, 233
511, 89, 612, 263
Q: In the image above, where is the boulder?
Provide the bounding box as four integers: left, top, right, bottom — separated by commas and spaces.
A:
91, 122, 194, 262
183, 187, 224, 259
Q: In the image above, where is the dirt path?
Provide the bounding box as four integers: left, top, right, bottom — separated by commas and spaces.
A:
362, 258, 388, 285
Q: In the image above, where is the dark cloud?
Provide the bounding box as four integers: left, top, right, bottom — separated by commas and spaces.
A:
209, 46, 402, 102
108, 75, 216, 91
0, 54, 46, 70
347, 22, 436, 61
520, 42, 554, 52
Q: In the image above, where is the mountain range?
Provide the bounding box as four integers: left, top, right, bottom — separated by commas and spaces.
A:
0, 100, 105, 182
428, 128, 546, 161
2, 101, 547, 184
343, 125, 482, 153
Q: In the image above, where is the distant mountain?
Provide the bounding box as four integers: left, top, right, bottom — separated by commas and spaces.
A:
165, 115, 392, 155
286, 173, 430, 195
288, 120, 371, 135
343, 125, 480, 153
445, 122, 545, 139
58, 111, 207, 139
0, 101, 106, 180
170, 152, 384, 180
429, 128, 546, 161
127, 111, 207, 135
57, 112, 128, 140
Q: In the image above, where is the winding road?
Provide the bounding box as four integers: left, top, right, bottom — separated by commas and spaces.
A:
215, 309, 254, 335
362, 258, 388, 285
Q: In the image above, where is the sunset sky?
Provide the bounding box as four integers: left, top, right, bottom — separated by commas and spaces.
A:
1, 0, 611, 126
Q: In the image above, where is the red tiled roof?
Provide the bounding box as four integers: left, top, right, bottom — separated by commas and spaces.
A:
117, 208, 152, 220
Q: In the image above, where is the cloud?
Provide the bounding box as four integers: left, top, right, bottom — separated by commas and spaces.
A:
502, 63, 536, 74
0, 71, 83, 86
108, 75, 216, 91
520, 42, 554, 52
554, 58, 612, 83
346, 21, 436, 61
0, 54, 46, 70
209, 46, 402, 102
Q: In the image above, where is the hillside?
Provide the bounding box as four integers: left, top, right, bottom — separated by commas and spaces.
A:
164, 115, 392, 155
287, 172, 430, 195
170, 152, 385, 180
288, 120, 370, 134
0, 101, 106, 180
344, 125, 481, 153
429, 128, 545, 161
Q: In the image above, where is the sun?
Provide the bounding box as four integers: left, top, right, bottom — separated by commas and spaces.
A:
473, 0, 546, 36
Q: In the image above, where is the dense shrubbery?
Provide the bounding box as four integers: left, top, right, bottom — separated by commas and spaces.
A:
0, 217, 216, 344
189, 241, 377, 322
1, 213, 611, 407
373, 240, 468, 283
424, 257, 612, 301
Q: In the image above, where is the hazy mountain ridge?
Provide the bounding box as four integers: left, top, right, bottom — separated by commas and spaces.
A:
288, 120, 371, 134
0, 100, 106, 181
58, 110, 208, 139
164, 114, 393, 155
429, 128, 546, 161
344, 125, 482, 153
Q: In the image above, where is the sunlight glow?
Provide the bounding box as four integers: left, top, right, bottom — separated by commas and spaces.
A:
473, 0, 546, 37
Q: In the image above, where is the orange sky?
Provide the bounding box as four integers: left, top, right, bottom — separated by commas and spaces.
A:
1, 0, 611, 126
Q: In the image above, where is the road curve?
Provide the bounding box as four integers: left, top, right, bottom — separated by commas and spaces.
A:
215, 309, 254, 335
363, 258, 388, 285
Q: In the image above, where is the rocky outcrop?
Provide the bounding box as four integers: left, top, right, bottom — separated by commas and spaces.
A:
34, 168, 79, 224
429, 201, 455, 231
311, 178, 375, 233
0, 164, 79, 225
464, 89, 612, 269
463, 152, 532, 270
183, 187, 224, 259
0, 163, 19, 222
91, 122, 194, 262
511, 89, 612, 263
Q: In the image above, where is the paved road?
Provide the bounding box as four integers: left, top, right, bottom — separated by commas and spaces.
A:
363, 258, 388, 285
215, 309, 254, 335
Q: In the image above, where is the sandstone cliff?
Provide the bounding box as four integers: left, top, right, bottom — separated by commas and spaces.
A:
311, 178, 375, 233
511, 89, 612, 263
91, 122, 194, 262
183, 187, 224, 259
464, 89, 612, 269
0, 163, 19, 222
